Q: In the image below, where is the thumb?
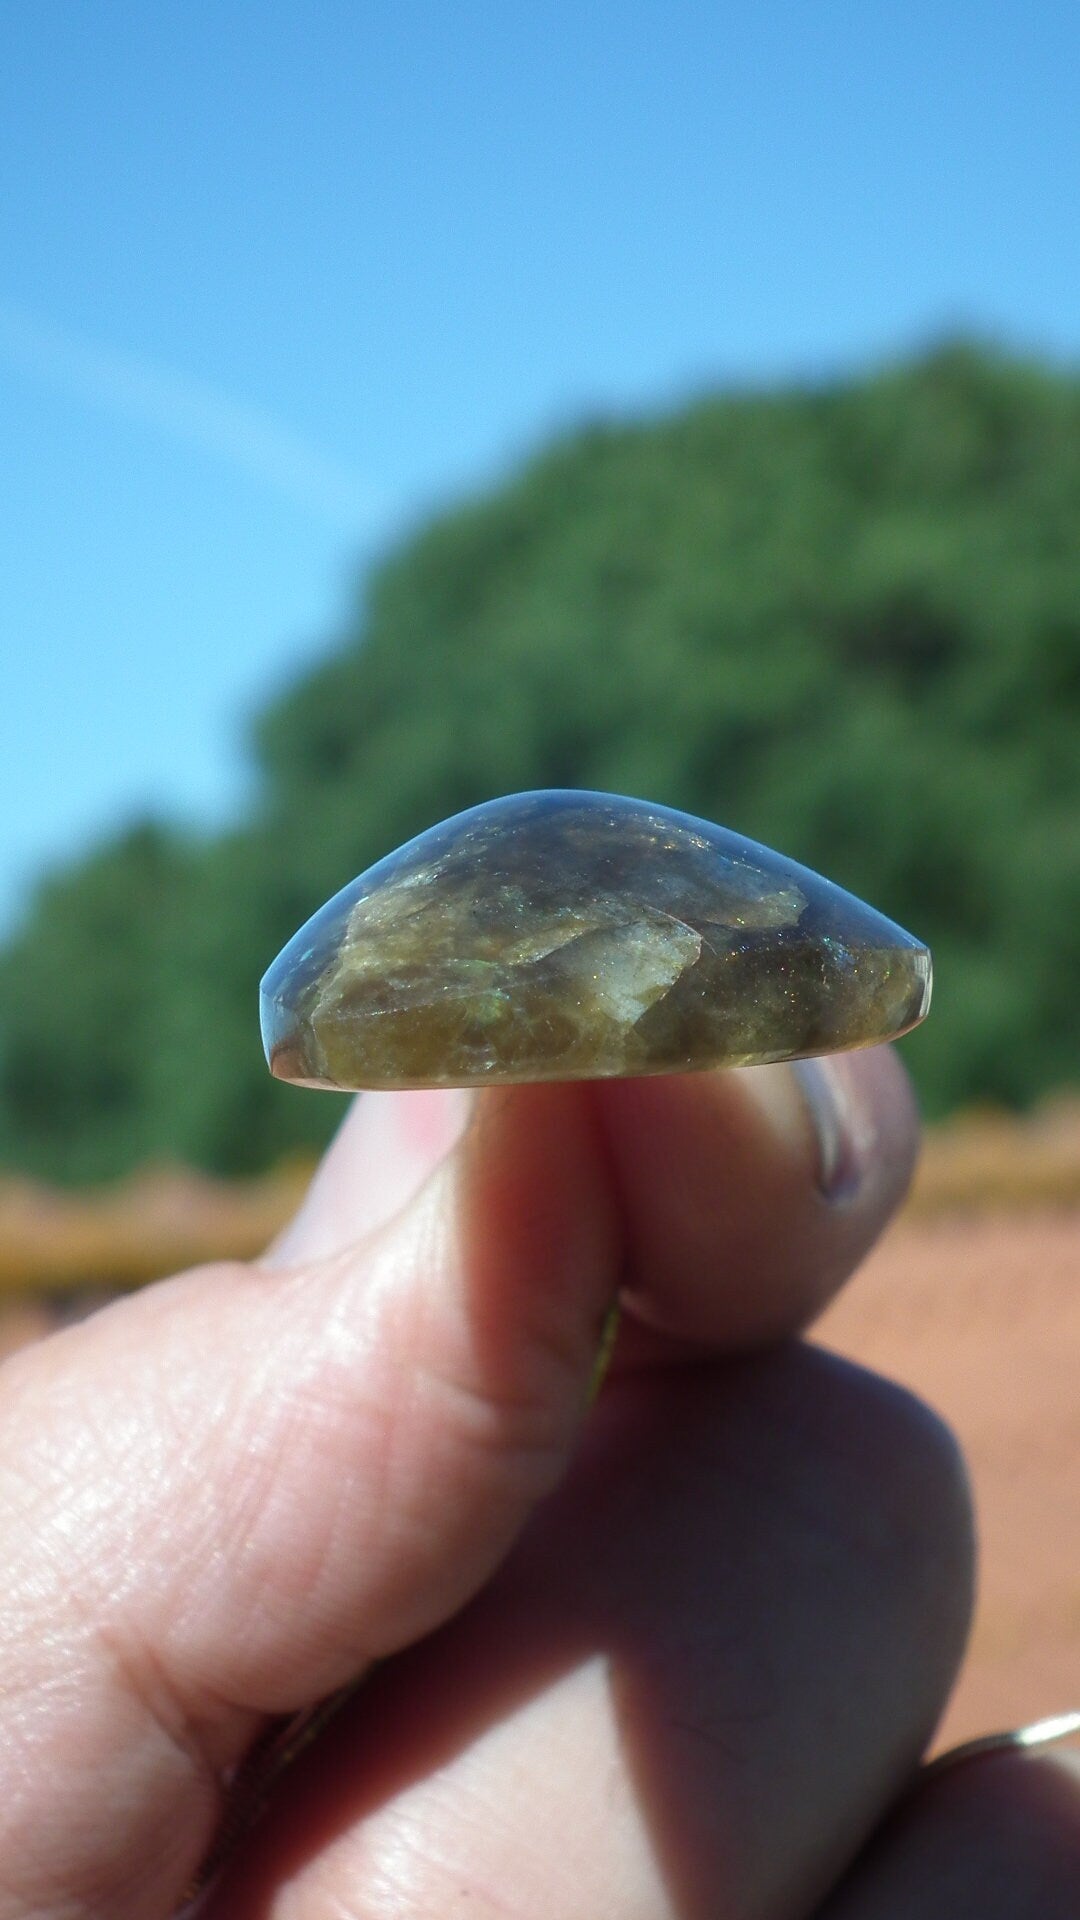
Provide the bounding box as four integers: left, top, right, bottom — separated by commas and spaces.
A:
0, 1083, 620, 1920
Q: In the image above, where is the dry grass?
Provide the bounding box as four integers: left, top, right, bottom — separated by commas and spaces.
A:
908, 1095, 1080, 1216
0, 1157, 315, 1296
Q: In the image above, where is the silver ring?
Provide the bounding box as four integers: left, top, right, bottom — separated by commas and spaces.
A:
924, 1709, 1080, 1779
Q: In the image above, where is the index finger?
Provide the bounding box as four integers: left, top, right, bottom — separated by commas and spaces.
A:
593, 1041, 920, 1358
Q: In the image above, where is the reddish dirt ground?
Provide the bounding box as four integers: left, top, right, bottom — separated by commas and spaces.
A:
817, 1209, 1080, 1751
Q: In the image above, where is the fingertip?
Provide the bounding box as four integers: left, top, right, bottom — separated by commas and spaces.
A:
266, 1087, 476, 1264
786, 1044, 920, 1207
592, 1044, 920, 1351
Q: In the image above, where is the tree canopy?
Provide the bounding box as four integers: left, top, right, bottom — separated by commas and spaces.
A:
3, 341, 1079, 1182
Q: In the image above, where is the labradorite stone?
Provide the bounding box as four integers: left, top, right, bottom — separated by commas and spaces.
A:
260, 791, 931, 1091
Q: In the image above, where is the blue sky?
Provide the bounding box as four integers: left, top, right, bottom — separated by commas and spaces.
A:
2, 0, 1078, 930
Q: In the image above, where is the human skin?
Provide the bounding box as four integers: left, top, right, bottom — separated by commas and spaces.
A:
0, 1049, 1076, 1918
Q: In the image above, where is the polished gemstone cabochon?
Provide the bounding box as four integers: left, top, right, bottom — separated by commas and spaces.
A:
260, 790, 931, 1091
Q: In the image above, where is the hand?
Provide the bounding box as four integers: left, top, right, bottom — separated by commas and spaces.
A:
0, 1053, 1076, 1918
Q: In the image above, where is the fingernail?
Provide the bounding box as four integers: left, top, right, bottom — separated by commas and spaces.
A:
790, 1055, 880, 1201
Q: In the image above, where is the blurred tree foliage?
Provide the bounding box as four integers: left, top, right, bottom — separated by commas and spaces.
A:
3, 341, 1079, 1182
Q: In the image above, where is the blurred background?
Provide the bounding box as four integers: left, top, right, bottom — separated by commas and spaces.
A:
1, 2, 1077, 1746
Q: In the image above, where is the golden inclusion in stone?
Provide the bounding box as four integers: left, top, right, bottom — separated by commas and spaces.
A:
260, 791, 931, 1091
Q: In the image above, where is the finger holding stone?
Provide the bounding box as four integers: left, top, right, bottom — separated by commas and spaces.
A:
267, 1045, 919, 1371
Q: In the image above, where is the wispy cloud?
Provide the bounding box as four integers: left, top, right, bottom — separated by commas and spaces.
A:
0, 300, 380, 531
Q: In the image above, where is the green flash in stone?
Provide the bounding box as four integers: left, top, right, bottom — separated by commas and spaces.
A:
259, 791, 931, 1091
